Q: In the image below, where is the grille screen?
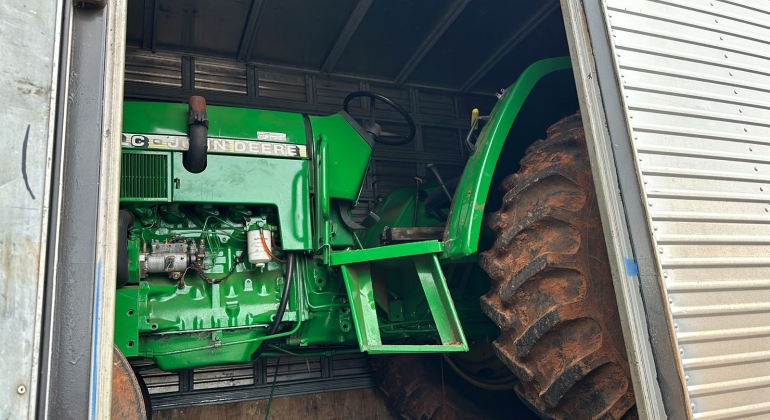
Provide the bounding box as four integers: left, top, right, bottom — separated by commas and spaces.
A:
120, 152, 169, 201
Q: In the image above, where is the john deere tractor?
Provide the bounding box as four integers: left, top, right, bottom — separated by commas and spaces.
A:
114, 57, 636, 419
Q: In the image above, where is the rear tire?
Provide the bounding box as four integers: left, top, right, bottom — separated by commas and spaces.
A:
478, 112, 637, 419
370, 354, 487, 420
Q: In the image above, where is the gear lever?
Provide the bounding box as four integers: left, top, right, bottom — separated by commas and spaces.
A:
426, 163, 453, 202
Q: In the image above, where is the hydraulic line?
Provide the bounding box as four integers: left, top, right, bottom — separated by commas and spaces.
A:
250, 252, 295, 360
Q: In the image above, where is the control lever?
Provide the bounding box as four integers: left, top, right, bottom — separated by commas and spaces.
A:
413, 177, 423, 226
426, 163, 453, 203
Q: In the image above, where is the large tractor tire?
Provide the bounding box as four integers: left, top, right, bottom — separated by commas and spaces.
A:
479, 112, 637, 419
370, 354, 489, 420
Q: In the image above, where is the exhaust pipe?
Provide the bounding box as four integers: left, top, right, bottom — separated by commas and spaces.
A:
184, 95, 208, 173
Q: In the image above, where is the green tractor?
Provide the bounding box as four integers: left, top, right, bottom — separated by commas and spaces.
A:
114, 57, 635, 419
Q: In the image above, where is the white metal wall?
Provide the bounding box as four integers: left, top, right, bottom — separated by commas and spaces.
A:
603, 0, 770, 418
0, 1, 62, 418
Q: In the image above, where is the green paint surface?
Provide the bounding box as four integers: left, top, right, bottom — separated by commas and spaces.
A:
123, 101, 307, 144
444, 57, 573, 259
114, 56, 571, 368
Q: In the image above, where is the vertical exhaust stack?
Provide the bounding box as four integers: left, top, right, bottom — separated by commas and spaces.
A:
185, 95, 209, 173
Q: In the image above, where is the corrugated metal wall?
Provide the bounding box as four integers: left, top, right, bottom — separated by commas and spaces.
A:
132, 353, 375, 411
603, 0, 770, 418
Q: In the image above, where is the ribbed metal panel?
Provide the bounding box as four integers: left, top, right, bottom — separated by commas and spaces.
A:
604, 0, 770, 418
124, 48, 182, 88
419, 91, 457, 118
120, 152, 169, 201
194, 57, 247, 95
258, 69, 307, 102
132, 353, 374, 410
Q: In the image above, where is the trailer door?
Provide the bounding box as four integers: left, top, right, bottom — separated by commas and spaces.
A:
564, 0, 770, 419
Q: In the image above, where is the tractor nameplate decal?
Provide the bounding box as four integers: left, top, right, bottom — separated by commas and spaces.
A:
256, 131, 287, 142
122, 134, 307, 158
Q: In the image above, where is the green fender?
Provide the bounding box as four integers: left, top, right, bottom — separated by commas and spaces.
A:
443, 57, 573, 259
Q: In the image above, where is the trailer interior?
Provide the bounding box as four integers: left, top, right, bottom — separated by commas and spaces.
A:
119, 0, 593, 418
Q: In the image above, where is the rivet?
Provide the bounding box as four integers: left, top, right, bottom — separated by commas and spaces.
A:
691, 403, 696, 409
739, 109, 743, 113
664, 272, 669, 278
724, 54, 728, 58
669, 298, 674, 304
755, 167, 759, 171
674, 323, 679, 329
750, 147, 753, 151
686, 375, 690, 382
659, 247, 664, 254
760, 187, 764, 191
715, 19, 719, 23
729, 72, 733, 76
745, 128, 749, 132
17, 385, 26, 394
680, 348, 684, 355
734, 90, 738, 94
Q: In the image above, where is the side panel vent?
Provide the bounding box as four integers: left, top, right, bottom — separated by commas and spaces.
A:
120, 151, 170, 201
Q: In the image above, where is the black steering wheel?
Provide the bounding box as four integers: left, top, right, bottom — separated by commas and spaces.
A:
343, 91, 416, 146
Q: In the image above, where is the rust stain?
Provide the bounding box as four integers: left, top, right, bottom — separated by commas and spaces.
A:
112, 345, 148, 420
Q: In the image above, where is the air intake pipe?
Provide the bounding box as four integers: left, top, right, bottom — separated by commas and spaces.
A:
184, 95, 208, 173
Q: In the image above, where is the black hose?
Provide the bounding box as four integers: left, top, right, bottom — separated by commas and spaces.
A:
250, 253, 295, 360
184, 96, 208, 173
117, 210, 135, 288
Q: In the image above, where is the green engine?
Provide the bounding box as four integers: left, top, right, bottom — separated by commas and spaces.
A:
115, 94, 492, 371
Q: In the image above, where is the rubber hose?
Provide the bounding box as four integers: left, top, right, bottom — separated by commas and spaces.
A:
250, 253, 295, 360
184, 95, 208, 173
184, 124, 208, 173
117, 210, 135, 288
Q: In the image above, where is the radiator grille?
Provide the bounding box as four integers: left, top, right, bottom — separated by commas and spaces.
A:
120, 152, 169, 201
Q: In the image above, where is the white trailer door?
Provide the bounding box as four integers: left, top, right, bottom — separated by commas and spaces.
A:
566, 0, 770, 419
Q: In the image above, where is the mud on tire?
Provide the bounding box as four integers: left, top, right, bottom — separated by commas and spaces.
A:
479, 112, 637, 419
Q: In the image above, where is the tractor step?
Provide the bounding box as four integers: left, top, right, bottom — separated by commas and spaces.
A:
330, 241, 468, 354
380, 226, 445, 245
